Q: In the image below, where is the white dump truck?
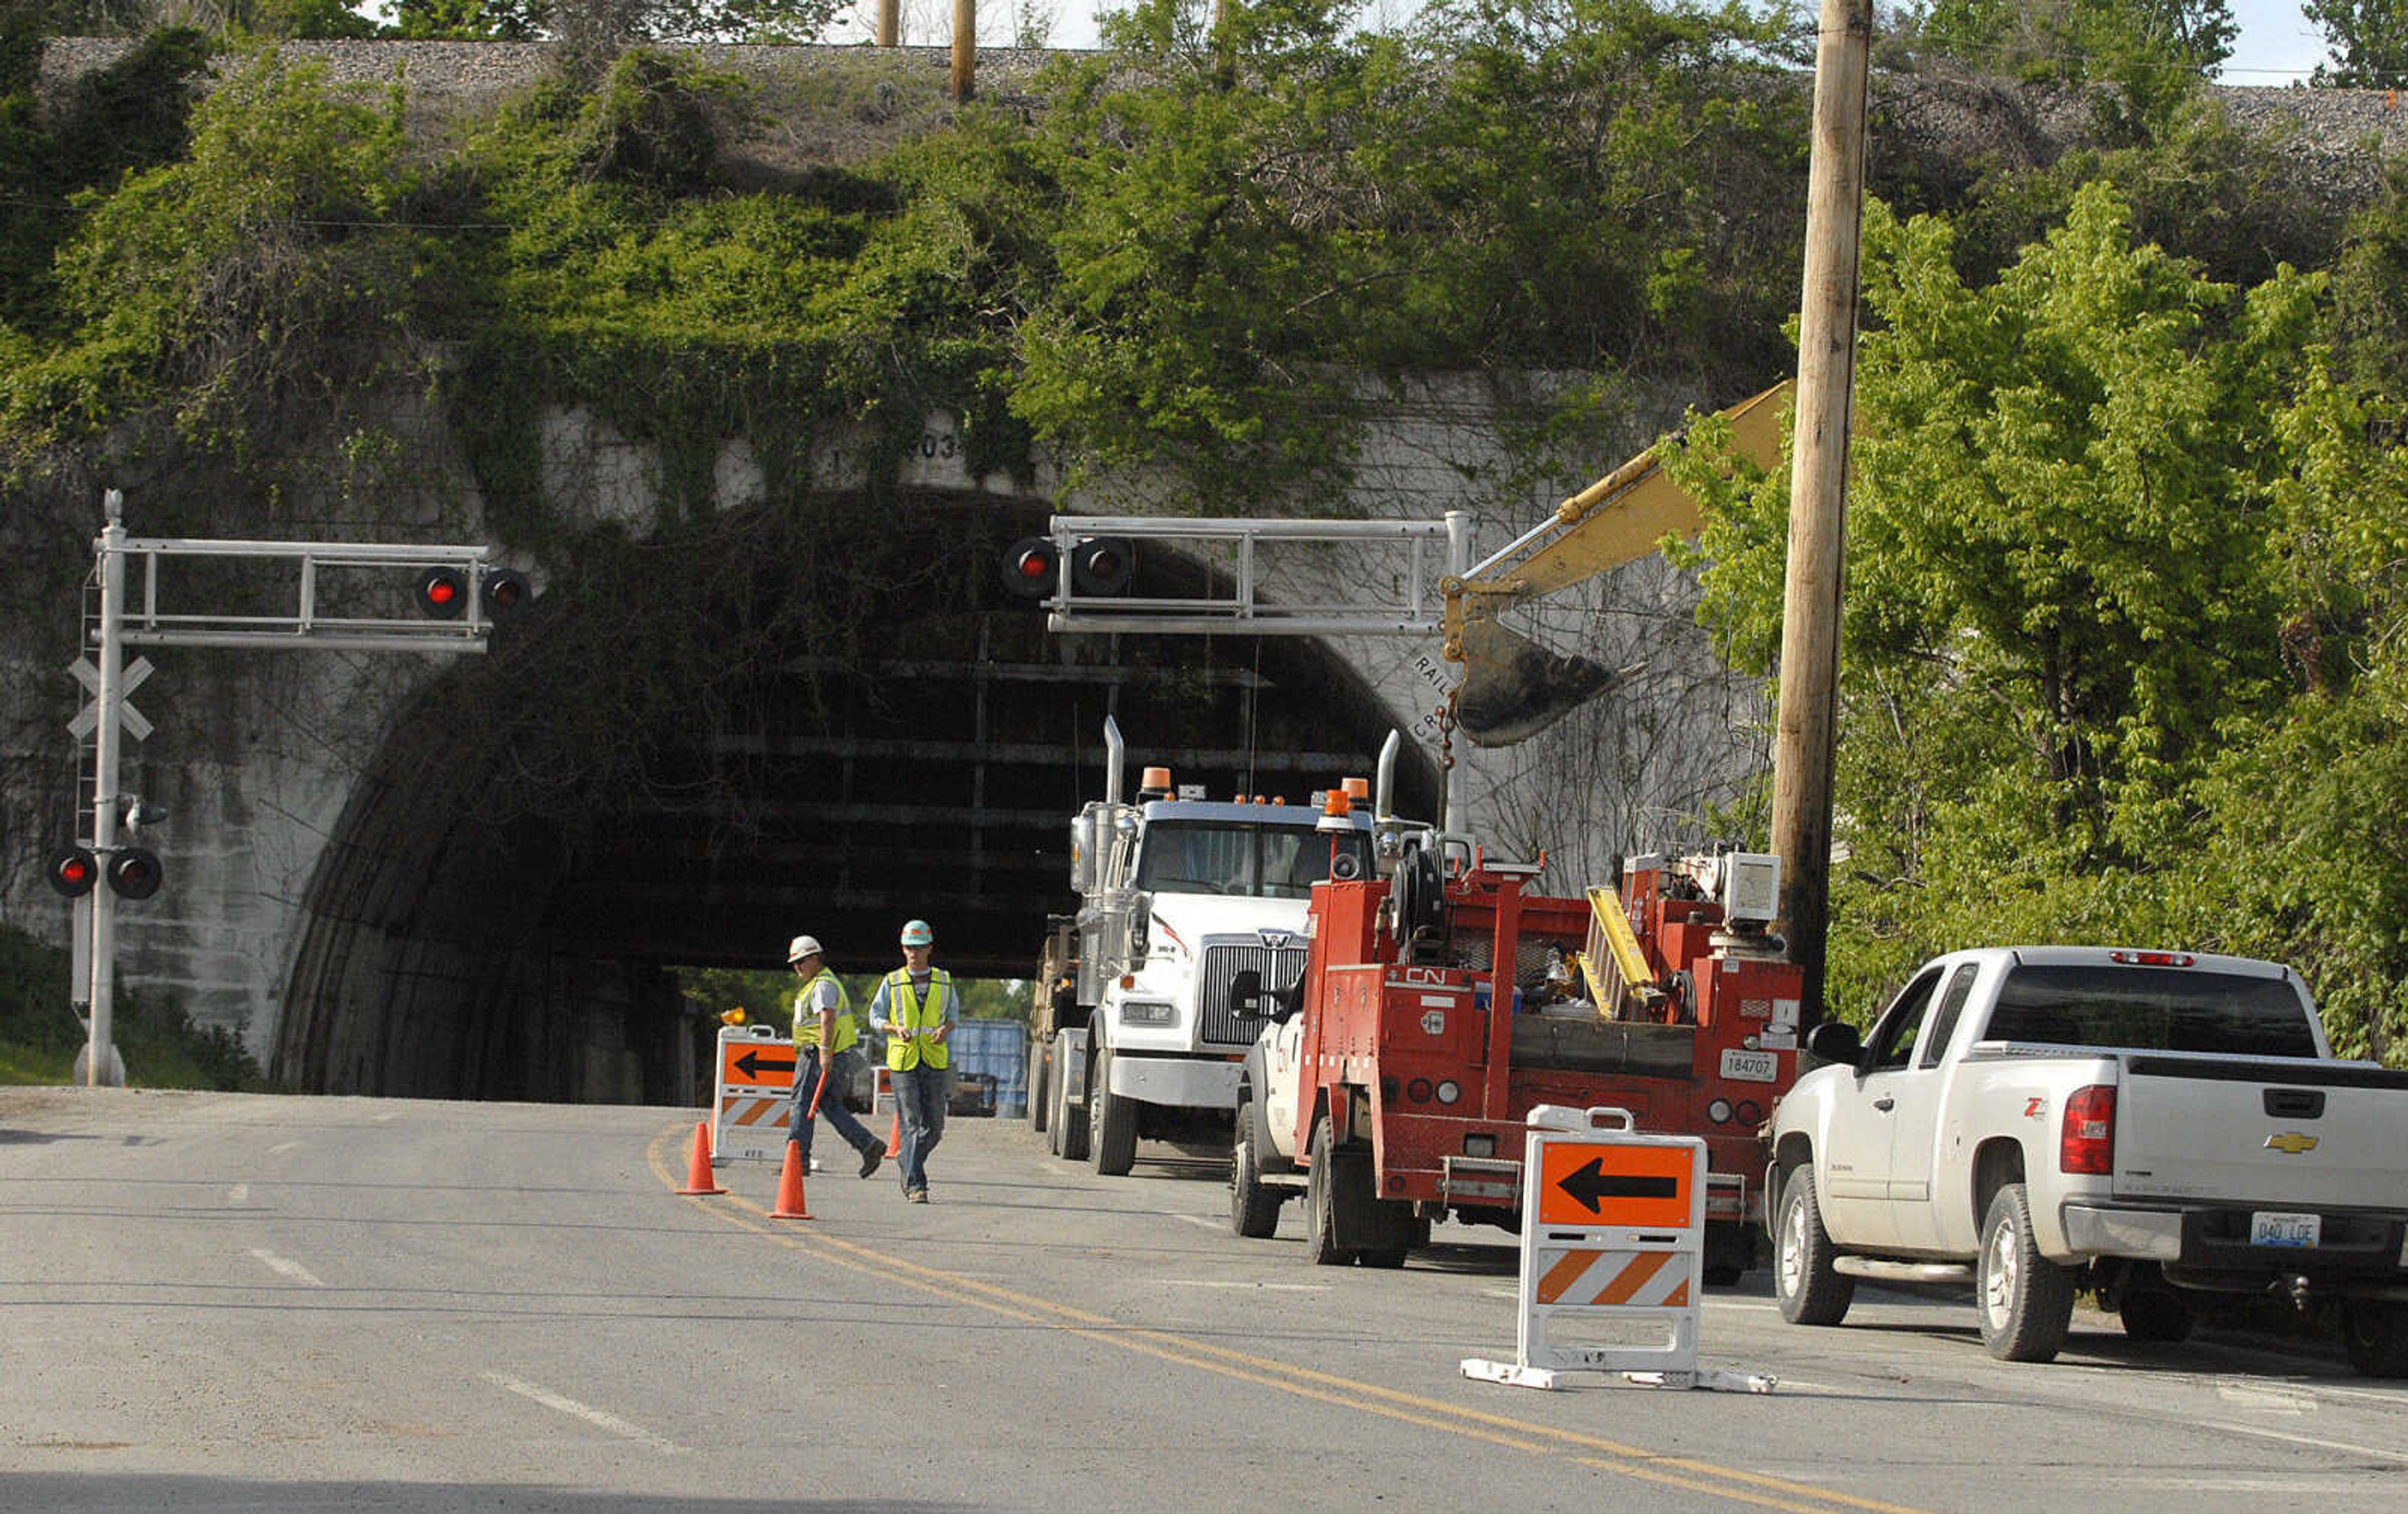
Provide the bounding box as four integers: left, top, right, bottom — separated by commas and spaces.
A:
1027, 717, 1375, 1176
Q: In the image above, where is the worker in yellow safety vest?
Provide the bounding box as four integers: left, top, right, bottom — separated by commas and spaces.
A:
866, 919, 954, 1203
784, 934, 886, 1180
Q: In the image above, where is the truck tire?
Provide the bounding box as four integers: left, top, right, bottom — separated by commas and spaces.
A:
1773, 1168, 1854, 1326
1977, 1183, 2074, 1363
1089, 1048, 1139, 1176
1304, 1116, 1357, 1267
1055, 1048, 1090, 1163
1349, 1160, 1413, 1269
1028, 1039, 1050, 1134
1231, 1096, 1284, 1239
2342, 1300, 2408, 1378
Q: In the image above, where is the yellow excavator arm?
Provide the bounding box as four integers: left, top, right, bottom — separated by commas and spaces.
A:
1439, 379, 1790, 745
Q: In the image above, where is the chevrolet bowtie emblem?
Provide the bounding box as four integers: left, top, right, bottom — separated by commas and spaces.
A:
2264, 1131, 2320, 1155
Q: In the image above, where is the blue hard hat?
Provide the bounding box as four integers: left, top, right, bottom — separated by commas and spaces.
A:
900, 919, 934, 946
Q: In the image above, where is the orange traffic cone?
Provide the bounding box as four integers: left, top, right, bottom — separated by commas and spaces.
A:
771, 1141, 813, 1219
677, 1118, 726, 1195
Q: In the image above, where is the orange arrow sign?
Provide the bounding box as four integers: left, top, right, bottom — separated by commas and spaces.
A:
1534, 1139, 1692, 1229
720, 1043, 797, 1088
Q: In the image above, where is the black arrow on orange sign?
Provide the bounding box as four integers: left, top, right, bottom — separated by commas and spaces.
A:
1557, 1157, 1678, 1215
734, 1049, 797, 1080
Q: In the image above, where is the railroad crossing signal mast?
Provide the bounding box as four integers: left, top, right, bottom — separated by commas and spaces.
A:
60, 488, 527, 1087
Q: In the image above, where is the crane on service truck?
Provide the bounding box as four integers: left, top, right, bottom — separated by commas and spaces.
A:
1231, 750, 1802, 1276
1027, 717, 1375, 1175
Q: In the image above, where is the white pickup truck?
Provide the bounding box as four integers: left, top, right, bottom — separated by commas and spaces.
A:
1766, 946, 2408, 1374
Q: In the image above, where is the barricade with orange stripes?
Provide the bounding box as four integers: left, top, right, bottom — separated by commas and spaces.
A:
710, 1025, 797, 1165
1462, 1105, 1772, 1393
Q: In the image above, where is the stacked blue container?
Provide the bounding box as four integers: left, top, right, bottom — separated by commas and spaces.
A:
946, 1019, 1030, 1117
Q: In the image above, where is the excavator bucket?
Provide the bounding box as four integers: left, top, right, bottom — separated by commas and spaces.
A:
1454, 618, 1635, 747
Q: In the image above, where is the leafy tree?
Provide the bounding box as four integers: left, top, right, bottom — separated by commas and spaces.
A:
1008, 0, 1382, 506
6, 46, 423, 462
1378, 0, 1807, 381
248, 0, 382, 38
1673, 182, 2359, 1023
2307, 0, 2408, 87
1900, 0, 2232, 132
1909, 0, 2236, 77
0, 25, 211, 334
388, 0, 550, 39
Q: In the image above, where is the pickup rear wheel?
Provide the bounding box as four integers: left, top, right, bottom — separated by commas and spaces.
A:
2342, 1300, 2408, 1377
1304, 1116, 1357, 1266
1977, 1183, 2074, 1362
1773, 1168, 1854, 1326
1089, 1048, 1138, 1176
1231, 1096, 1284, 1239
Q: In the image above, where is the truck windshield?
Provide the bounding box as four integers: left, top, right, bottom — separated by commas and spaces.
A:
1134, 822, 1371, 900
1986, 965, 2319, 1057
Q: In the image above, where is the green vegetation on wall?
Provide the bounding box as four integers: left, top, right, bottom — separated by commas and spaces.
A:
0, 922, 263, 1088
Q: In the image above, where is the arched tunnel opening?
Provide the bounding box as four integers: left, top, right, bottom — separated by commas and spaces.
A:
273, 491, 1440, 1101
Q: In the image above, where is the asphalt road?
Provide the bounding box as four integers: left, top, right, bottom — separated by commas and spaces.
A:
4, 1086, 2404, 1511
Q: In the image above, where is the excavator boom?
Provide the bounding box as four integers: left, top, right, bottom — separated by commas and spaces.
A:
1441, 379, 1790, 744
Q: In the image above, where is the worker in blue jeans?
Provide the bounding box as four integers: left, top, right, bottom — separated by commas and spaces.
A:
867, 919, 954, 1202
784, 934, 885, 1180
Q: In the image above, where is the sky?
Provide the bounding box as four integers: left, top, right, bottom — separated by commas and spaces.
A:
1001, 2, 2339, 82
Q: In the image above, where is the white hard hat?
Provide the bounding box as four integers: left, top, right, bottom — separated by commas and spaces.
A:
900, 919, 934, 946
786, 934, 823, 963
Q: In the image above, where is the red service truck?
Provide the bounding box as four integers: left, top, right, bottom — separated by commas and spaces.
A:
1234, 837, 1803, 1278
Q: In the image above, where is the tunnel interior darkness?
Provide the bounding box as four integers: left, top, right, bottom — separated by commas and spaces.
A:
273, 492, 1440, 1101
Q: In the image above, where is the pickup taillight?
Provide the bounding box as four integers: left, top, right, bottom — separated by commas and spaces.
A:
2060, 1084, 2116, 1175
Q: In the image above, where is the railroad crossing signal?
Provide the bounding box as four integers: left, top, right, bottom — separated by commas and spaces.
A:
62, 487, 522, 1088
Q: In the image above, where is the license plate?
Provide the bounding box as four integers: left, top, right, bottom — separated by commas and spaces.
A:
2250, 1210, 2320, 1248
1719, 1048, 1779, 1083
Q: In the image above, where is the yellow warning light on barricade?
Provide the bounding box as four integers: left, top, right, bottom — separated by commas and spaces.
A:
721, 1007, 748, 1026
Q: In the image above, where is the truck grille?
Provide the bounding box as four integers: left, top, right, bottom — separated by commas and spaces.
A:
1197, 942, 1309, 1048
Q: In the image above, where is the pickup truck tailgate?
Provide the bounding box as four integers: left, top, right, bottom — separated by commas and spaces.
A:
2115, 1055, 2408, 1208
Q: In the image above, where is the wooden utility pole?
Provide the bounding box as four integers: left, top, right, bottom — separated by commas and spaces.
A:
951, 0, 976, 100
876, 0, 897, 47
1771, 0, 1871, 1022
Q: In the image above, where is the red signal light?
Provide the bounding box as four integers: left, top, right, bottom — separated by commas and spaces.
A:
47, 845, 98, 898
416, 569, 466, 619
1001, 537, 1060, 601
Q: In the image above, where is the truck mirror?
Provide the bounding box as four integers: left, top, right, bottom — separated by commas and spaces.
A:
1273, 975, 1305, 1023
1804, 1020, 1864, 1068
